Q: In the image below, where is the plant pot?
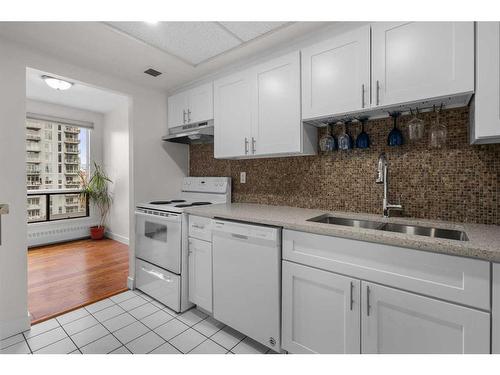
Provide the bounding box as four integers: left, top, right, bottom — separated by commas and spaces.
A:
90, 226, 105, 240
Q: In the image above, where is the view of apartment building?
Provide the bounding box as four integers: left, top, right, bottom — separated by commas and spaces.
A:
26, 118, 88, 222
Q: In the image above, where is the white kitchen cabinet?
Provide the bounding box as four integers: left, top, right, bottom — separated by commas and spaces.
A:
371, 22, 474, 108
214, 70, 253, 158
361, 282, 490, 354
187, 82, 214, 125
167, 82, 214, 129
493, 263, 500, 354
252, 51, 302, 155
214, 51, 316, 159
167, 90, 189, 129
302, 25, 371, 120
471, 22, 500, 144
283, 229, 490, 310
282, 261, 360, 354
188, 237, 212, 313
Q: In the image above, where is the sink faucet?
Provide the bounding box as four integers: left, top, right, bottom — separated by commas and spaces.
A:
376, 153, 402, 218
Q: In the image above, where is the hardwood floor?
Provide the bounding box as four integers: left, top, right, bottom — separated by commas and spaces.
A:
28, 238, 129, 324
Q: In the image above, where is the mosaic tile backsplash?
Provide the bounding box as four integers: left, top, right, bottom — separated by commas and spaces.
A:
189, 107, 500, 225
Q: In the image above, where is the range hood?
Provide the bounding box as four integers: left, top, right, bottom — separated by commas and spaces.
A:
162, 121, 214, 144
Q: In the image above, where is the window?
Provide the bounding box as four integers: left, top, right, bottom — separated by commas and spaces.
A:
26, 117, 91, 223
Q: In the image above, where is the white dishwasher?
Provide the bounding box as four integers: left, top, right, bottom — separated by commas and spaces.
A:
212, 220, 281, 352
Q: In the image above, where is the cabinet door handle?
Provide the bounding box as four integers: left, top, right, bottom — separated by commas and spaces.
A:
376, 80, 380, 106
361, 84, 365, 108
349, 281, 354, 311
244, 137, 249, 154
251, 137, 256, 154
366, 285, 371, 316
183, 109, 187, 124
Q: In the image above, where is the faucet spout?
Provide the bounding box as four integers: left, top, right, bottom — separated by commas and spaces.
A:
376, 153, 402, 218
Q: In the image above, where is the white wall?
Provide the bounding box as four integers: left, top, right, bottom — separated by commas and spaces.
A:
0, 46, 30, 339
103, 100, 130, 244
0, 36, 188, 339
25, 99, 104, 247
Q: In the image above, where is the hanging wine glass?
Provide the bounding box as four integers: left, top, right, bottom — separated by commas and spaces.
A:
408, 108, 425, 141
319, 123, 336, 153
429, 106, 447, 148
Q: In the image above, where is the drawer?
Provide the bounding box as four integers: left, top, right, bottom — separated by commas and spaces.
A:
189, 215, 212, 242
283, 230, 490, 310
135, 258, 180, 312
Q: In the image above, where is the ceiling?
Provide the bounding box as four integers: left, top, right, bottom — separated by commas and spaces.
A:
107, 22, 290, 65
26, 68, 128, 114
0, 22, 332, 92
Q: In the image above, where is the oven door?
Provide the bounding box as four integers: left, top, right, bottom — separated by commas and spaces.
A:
135, 210, 181, 274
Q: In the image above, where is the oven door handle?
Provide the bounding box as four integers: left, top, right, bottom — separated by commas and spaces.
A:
140, 266, 173, 282
135, 211, 181, 223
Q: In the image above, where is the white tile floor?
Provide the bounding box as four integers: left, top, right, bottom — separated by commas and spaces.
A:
0, 289, 277, 354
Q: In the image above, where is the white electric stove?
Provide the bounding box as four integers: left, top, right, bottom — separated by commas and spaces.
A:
134, 177, 231, 312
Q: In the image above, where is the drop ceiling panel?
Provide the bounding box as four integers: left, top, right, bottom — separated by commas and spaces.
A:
219, 22, 289, 42
108, 22, 242, 65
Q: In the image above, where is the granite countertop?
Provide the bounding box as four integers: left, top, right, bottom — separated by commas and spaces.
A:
185, 203, 500, 262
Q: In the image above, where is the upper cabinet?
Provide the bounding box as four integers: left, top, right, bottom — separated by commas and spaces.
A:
252, 51, 302, 155
168, 82, 214, 129
301, 22, 474, 122
471, 22, 500, 144
371, 22, 474, 108
214, 70, 253, 158
302, 25, 371, 120
214, 51, 316, 159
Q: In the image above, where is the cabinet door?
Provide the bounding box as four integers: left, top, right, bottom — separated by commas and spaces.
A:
251, 51, 302, 155
167, 91, 189, 129
493, 263, 500, 354
371, 22, 474, 107
302, 25, 370, 119
214, 71, 252, 158
188, 82, 214, 124
361, 282, 490, 354
282, 261, 360, 354
188, 238, 212, 312
471, 22, 500, 144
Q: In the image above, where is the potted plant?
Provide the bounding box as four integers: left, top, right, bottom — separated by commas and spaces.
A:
80, 162, 112, 240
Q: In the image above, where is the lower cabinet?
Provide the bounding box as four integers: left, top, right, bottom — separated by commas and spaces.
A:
493, 263, 500, 354
361, 282, 490, 354
282, 261, 361, 354
282, 260, 491, 354
188, 237, 212, 312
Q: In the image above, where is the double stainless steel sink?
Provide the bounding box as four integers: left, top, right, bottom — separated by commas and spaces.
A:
307, 214, 468, 241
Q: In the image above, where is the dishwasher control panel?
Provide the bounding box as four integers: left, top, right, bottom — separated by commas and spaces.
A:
213, 220, 280, 242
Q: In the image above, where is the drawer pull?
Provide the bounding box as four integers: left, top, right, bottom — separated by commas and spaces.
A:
366, 285, 371, 316
141, 266, 172, 282
350, 281, 354, 311
192, 224, 205, 230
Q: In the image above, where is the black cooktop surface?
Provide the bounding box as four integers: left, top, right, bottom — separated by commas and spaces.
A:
149, 200, 186, 205
174, 202, 213, 208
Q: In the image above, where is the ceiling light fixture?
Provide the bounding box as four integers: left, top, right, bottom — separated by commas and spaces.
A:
42, 75, 73, 91
145, 21, 159, 25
